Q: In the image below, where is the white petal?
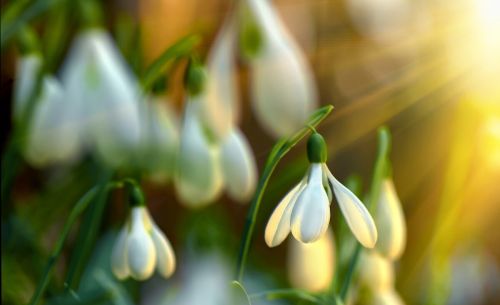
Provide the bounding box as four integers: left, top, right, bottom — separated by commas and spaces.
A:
291, 164, 330, 243
150, 224, 176, 278
287, 228, 335, 292
175, 99, 223, 207
13, 54, 42, 121
358, 251, 394, 291
265, 177, 307, 247
245, 0, 318, 138
220, 128, 257, 203
201, 15, 239, 140
371, 290, 406, 305
138, 98, 179, 180
375, 178, 406, 259
111, 226, 130, 280
126, 207, 156, 280
61, 29, 142, 167
325, 165, 378, 248
24, 77, 82, 167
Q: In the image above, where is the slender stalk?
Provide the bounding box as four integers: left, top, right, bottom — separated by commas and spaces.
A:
64, 169, 113, 291
250, 289, 325, 304
28, 187, 100, 305
339, 126, 391, 301
235, 105, 333, 282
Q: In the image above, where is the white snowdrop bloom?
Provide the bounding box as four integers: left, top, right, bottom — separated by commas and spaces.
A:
137, 98, 179, 181
287, 228, 335, 292
358, 251, 394, 291
60, 29, 142, 167
265, 133, 377, 247
374, 178, 407, 260
111, 206, 176, 281
24, 77, 82, 167
175, 98, 223, 207
201, 16, 240, 141
220, 128, 257, 203
370, 289, 406, 305
13, 54, 42, 121
243, 0, 318, 137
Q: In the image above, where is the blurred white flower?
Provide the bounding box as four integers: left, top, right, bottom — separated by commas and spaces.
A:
265, 133, 377, 247
13, 54, 42, 121
243, 0, 318, 137
358, 251, 394, 291
220, 128, 257, 203
24, 77, 81, 167
111, 206, 175, 281
287, 228, 335, 292
374, 178, 406, 260
175, 99, 223, 207
60, 29, 142, 167
369, 289, 406, 305
137, 98, 179, 182
201, 16, 240, 141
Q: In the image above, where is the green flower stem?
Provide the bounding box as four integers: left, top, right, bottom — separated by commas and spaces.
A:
235, 105, 334, 282
140, 34, 201, 92
63, 170, 114, 292
28, 187, 100, 305
339, 126, 391, 301
250, 289, 325, 304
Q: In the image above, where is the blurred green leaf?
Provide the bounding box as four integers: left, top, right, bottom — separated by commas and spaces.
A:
141, 34, 201, 92
231, 281, 252, 305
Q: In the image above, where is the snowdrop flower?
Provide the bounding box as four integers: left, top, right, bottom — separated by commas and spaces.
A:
24, 77, 81, 167
369, 289, 406, 305
111, 205, 176, 281
175, 98, 223, 207
13, 54, 42, 121
374, 178, 406, 260
242, 0, 318, 137
358, 251, 395, 291
60, 29, 142, 167
201, 16, 240, 141
265, 132, 377, 247
220, 128, 257, 203
137, 98, 179, 181
287, 228, 335, 292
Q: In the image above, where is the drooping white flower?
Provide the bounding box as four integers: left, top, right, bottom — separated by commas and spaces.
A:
60, 29, 142, 167
265, 133, 377, 247
175, 98, 223, 207
287, 228, 335, 292
358, 251, 395, 291
374, 178, 406, 260
24, 77, 82, 167
111, 206, 175, 281
220, 128, 257, 203
137, 98, 179, 181
13, 54, 42, 121
242, 0, 318, 137
370, 289, 406, 305
201, 15, 240, 141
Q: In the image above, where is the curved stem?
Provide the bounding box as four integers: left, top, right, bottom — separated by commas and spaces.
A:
250, 288, 326, 304
339, 126, 391, 301
235, 105, 333, 282
28, 187, 100, 305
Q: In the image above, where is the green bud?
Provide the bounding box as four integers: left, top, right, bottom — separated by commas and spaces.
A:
128, 184, 145, 207
307, 132, 327, 163
78, 0, 103, 29
17, 26, 40, 55
238, 6, 263, 60
184, 58, 207, 96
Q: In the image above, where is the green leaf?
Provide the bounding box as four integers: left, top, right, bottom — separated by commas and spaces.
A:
141, 34, 201, 92
231, 281, 252, 305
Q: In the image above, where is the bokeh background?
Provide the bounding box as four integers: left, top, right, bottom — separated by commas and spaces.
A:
1, 0, 499, 304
